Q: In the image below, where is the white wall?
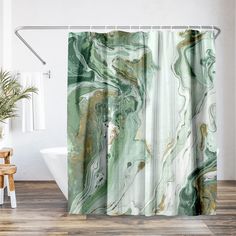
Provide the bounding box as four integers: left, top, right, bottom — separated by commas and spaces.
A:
6, 0, 236, 180
0, 0, 2, 66
2, 0, 12, 70
234, 2, 236, 179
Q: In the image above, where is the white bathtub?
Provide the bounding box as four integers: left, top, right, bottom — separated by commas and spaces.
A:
40, 147, 68, 199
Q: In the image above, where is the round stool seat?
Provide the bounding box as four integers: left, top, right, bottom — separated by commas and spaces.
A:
0, 148, 13, 158
0, 164, 17, 175
0, 148, 13, 164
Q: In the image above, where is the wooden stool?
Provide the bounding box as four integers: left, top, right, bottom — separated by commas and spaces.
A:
0, 164, 17, 208
0, 148, 13, 196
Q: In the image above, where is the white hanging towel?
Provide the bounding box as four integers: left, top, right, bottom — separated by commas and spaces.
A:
21, 73, 34, 132
32, 72, 46, 130
21, 72, 46, 132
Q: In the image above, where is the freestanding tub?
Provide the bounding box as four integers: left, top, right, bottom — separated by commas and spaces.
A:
40, 147, 68, 199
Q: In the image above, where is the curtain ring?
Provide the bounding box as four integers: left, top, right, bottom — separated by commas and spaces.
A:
68, 25, 71, 33
129, 25, 132, 31
90, 25, 92, 31
212, 25, 215, 38
139, 25, 141, 31
115, 25, 118, 31
198, 25, 202, 34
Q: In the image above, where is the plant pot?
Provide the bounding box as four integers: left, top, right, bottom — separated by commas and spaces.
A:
0, 120, 9, 149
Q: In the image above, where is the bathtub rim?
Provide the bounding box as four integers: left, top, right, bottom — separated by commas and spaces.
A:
40, 146, 68, 156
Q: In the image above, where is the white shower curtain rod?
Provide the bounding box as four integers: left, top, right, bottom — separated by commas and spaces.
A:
15, 25, 221, 65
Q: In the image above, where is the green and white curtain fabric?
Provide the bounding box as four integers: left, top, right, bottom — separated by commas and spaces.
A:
67, 30, 217, 216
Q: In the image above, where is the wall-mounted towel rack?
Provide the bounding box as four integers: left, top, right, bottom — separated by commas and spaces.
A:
15, 25, 221, 65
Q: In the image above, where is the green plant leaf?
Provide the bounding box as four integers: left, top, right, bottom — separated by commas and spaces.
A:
0, 69, 38, 122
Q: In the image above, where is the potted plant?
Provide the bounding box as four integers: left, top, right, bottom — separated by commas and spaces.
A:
0, 69, 37, 146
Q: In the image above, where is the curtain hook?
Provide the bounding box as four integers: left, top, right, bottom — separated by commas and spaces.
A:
67, 25, 71, 34
129, 25, 132, 31
90, 25, 92, 31
115, 25, 118, 31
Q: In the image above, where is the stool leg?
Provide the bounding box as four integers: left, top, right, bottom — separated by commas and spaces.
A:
8, 175, 16, 208
0, 176, 4, 205
5, 153, 11, 196
4, 176, 10, 196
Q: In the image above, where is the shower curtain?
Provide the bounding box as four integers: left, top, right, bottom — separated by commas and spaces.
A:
67, 30, 217, 216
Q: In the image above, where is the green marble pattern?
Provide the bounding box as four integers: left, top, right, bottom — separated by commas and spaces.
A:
67, 30, 217, 216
